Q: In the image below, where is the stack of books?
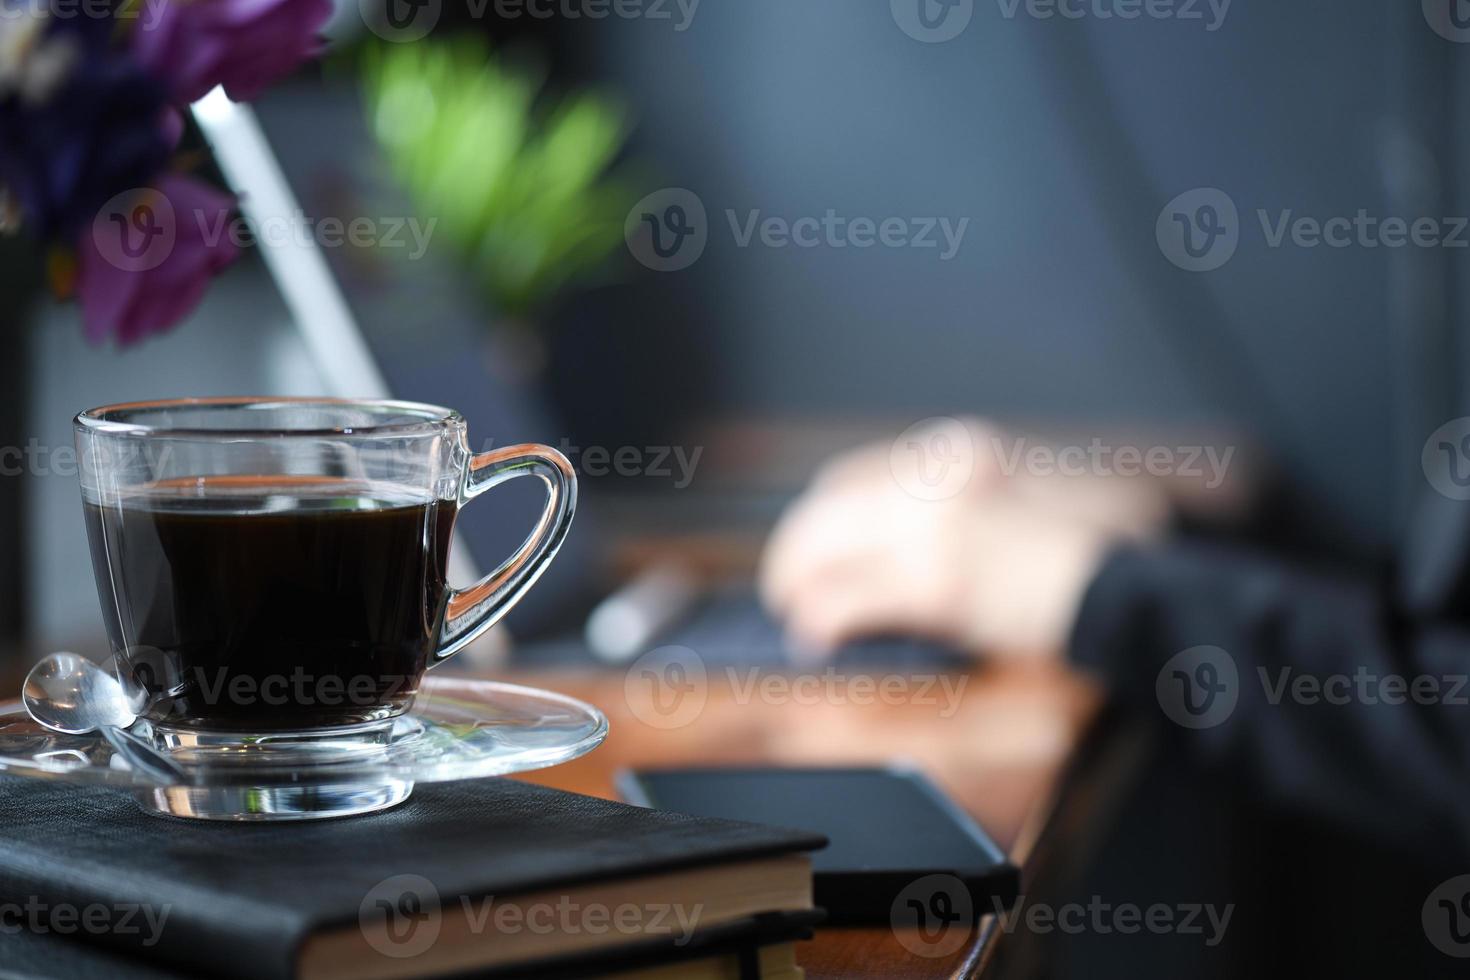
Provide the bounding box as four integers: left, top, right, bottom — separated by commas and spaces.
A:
0, 777, 824, 979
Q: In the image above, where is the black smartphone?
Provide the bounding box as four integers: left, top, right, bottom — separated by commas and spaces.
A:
616, 765, 1019, 923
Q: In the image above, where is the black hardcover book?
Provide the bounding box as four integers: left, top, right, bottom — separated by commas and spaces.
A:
0, 909, 825, 980
0, 777, 824, 980
0, 927, 185, 980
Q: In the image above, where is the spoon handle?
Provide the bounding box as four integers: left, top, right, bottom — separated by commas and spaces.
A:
100, 727, 190, 785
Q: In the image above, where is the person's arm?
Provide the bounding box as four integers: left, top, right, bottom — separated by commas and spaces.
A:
760, 420, 1470, 854
1071, 539, 1470, 857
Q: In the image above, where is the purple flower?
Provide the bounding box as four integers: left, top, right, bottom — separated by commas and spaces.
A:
132, 0, 334, 104
75, 173, 240, 346
0, 9, 171, 240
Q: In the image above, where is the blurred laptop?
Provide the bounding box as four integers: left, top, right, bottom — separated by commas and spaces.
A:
212, 77, 965, 672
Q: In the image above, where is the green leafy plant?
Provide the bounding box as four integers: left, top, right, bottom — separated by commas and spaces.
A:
361, 38, 636, 322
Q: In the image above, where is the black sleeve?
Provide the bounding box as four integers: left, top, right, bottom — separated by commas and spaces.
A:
1068, 540, 1470, 858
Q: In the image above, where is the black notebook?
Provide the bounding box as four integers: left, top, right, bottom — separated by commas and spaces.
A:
0, 777, 824, 980
0, 907, 823, 980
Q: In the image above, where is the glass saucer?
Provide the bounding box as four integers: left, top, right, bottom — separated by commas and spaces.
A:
0, 677, 607, 822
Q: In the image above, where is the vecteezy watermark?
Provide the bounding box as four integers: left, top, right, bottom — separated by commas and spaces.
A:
0, 898, 172, 947
1, 1, 340, 33
990, 435, 1234, 489
1159, 187, 1470, 272
1155, 187, 1240, 272
886, 417, 1238, 501
1155, 646, 1239, 729
358, 0, 442, 42
1423, 417, 1470, 500
1423, 0, 1470, 44
1424, 875, 1470, 958
459, 897, 702, 947
994, 0, 1230, 30
359, 0, 699, 43
623, 646, 709, 730
90, 187, 437, 272
625, 188, 969, 272
891, 0, 974, 42
0, 0, 169, 29
724, 668, 968, 717
622, 646, 969, 729
894, 0, 1230, 43
625, 188, 709, 272
890, 417, 978, 502
92, 187, 177, 273
726, 210, 968, 261
139, 667, 414, 713
992, 893, 1233, 947
1258, 666, 1468, 708
890, 874, 976, 958
361, 875, 442, 958
3, 437, 180, 482
358, 874, 703, 960
0, 438, 83, 478
1255, 210, 1470, 250
1156, 646, 1469, 730
196, 211, 437, 260
10, 432, 699, 488
550, 438, 703, 489
888, 875, 1233, 959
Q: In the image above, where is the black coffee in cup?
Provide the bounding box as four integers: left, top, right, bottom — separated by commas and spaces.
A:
84, 477, 457, 731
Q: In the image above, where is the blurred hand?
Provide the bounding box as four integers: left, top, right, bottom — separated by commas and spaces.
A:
759, 419, 1171, 661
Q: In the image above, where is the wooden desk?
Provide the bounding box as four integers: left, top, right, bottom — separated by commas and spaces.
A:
0, 653, 1103, 977
506, 662, 1100, 980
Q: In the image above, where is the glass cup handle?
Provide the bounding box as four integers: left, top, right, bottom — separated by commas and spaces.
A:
436, 443, 577, 663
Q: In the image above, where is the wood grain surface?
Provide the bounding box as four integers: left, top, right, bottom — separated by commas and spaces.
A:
507, 663, 1098, 979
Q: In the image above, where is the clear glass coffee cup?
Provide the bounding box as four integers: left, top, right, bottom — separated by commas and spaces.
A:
75, 397, 576, 742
